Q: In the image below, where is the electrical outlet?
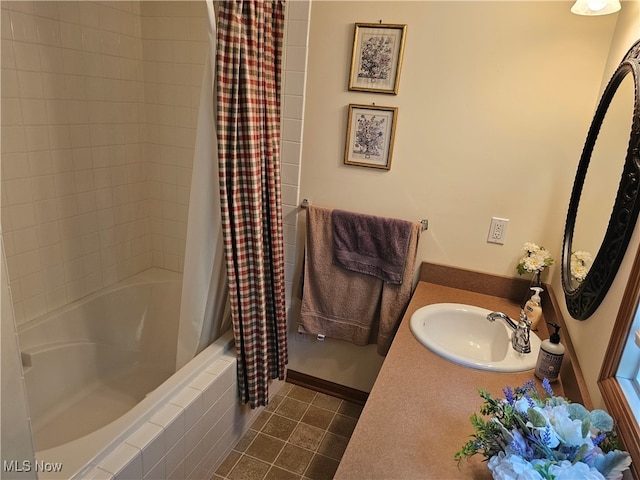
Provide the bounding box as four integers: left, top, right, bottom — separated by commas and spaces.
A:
487, 217, 509, 245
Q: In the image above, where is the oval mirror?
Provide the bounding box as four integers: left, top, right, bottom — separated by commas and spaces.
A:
569, 74, 634, 288
562, 40, 640, 320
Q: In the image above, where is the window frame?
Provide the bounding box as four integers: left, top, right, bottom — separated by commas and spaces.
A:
634, 356, 640, 397
599, 240, 640, 480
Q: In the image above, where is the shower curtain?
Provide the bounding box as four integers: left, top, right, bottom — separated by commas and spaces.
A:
176, 0, 230, 370
216, 0, 288, 408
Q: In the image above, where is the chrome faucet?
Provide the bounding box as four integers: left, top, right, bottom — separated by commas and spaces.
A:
486, 311, 532, 354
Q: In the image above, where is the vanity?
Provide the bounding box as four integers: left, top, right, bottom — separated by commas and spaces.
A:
334, 262, 590, 480
334, 36, 640, 478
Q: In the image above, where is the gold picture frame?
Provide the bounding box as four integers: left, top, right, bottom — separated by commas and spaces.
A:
344, 104, 398, 170
348, 23, 407, 95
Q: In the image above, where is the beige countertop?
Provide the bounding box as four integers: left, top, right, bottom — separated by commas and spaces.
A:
334, 281, 567, 480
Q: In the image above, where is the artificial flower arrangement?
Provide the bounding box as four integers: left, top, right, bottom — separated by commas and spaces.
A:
455, 379, 632, 480
570, 251, 592, 283
517, 243, 555, 277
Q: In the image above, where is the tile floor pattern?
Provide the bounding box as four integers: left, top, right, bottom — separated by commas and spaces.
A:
212, 383, 363, 480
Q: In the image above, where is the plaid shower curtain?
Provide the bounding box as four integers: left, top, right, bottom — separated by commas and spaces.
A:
216, 0, 288, 407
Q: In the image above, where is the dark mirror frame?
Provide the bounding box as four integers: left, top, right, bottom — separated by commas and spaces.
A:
562, 40, 640, 320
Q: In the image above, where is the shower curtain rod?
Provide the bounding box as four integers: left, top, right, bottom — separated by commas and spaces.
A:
299, 198, 429, 232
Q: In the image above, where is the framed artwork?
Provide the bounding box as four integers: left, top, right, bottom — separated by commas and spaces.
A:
348, 23, 407, 94
344, 104, 397, 170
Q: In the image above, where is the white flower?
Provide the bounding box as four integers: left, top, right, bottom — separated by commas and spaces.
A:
517, 242, 554, 275
523, 242, 541, 254
513, 397, 533, 415
573, 250, 592, 262
488, 453, 544, 480
546, 460, 605, 480
571, 251, 592, 282
543, 404, 593, 448
489, 454, 607, 480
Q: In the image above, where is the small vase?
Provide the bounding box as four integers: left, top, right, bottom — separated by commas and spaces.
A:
522, 270, 542, 308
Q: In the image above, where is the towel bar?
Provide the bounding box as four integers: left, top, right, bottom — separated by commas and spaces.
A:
299, 198, 428, 231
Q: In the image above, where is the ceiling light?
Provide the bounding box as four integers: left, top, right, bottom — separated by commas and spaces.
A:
570, 0, 621, 15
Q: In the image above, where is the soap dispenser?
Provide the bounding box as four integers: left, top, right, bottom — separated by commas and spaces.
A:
524, 287, 543, 331
535, 322, 565, 382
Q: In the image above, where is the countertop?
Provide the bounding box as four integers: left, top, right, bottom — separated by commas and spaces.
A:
334, 281, 568, 480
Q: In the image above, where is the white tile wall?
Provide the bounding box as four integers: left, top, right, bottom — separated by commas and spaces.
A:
281, 0, 310, 308
78, 353, 277, 480
139, 1, 207, 274
1, 1, 209, 325
2, 1, 143, 324
2, 0, 308, 324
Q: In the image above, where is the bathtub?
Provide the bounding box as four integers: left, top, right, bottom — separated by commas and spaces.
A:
15, 268, 259, 479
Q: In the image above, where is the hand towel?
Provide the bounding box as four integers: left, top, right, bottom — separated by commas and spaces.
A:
332, 209, 414, 284
299, 205, 420, 355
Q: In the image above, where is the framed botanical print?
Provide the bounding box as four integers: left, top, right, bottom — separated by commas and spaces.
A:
344, 104, 397, 170
348, 23, 407, 95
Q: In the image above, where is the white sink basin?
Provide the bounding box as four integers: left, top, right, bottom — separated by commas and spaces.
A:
409, 303, 541, 372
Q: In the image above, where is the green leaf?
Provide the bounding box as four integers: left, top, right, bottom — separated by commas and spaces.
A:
581, 418, 591, 438
533, 461, 556, 480
590, 409, 614, 432
567, 403, 589, 421
546, 396, 568, 407
527, 408, 547, 428
573, 444, 589, 464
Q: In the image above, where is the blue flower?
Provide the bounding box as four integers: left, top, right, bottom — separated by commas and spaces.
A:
457, 380, 631, 480
592, 433, 607, 448
525, 394, 536, 409
542, 425, 553, 445
503, 386, 515, 405
542, 378, 554, 397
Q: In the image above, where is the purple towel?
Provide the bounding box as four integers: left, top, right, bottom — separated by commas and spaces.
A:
331, 209, 414, 284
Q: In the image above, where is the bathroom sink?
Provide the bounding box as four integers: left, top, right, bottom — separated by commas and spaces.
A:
409, 303, 541, 372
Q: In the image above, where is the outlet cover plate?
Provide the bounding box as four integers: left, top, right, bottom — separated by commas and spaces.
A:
487, 217, 509, 245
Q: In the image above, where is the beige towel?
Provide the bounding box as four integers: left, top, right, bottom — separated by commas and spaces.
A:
299, 206, 420, 355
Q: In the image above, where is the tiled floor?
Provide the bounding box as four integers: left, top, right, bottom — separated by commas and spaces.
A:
213, 383, 364, 480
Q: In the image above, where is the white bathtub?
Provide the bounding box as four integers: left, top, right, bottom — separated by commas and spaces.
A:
19, 269, 183, 451
15, 268, 256, 480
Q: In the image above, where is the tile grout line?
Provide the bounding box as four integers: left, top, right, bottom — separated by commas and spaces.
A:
274, 387, 353, 477
218, 386, 352, 479
219, 387, 316, 479
254, 388, 317, 478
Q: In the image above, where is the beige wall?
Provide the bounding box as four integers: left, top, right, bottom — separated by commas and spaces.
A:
290, 1, 631, 394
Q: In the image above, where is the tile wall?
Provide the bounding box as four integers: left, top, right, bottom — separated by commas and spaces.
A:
0, 1, 208, 326
139, 1, 208, 274
80, 350, 283, 480
280, 0, 309, 307
1, 0, 307, 327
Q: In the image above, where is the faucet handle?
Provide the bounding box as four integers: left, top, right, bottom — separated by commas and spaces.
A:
512, 310, 532, 354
